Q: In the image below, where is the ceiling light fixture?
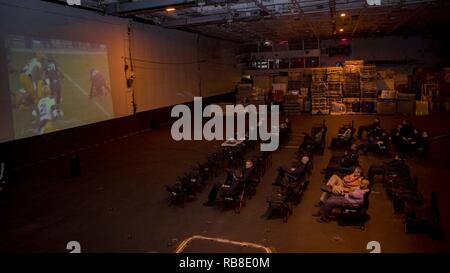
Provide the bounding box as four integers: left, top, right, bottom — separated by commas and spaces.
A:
166, 7, 176, 12
340, 13, 346, 17
339, 28, 344, 32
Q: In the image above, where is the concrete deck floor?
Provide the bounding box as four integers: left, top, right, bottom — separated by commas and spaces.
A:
1, 114, 450, 253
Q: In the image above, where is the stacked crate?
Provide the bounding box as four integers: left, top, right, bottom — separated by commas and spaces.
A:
288, 71, 302, 91
344, 60, 364, 67
326, 67, 343, 106
301, 68, 312, 89
235, 83, 253, 103
311, 68, 328, 114
342, 63, 361, 114
360, 65, 377, 98
360, 65, 377, 113
249, 88, 266, 105
287, 71, 310, 113
343, 65, 361, 98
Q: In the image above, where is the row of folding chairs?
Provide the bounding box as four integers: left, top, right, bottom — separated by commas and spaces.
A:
166, 152, 220, 207
381, 168, 442, 239
221, 150, 273, 214
265, 128, 317, 222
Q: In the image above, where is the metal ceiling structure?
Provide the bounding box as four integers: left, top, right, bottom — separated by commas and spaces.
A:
53, 0, 450, 43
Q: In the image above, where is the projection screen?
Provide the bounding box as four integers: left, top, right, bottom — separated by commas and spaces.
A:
5, 35, 114, 141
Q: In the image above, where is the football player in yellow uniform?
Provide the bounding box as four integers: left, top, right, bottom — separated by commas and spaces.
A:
17, 55, 43, 107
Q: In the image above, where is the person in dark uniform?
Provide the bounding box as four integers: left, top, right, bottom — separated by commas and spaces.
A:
361, 129, 389, 154
390, 124, 402, 146
203, 160, 255, 206
274, 156, 310, 185
323, 144, 359, 179
357, 117, 380, 139
416, 131, 429, 155
400, 120, 414, 137
45, 58, 63, 115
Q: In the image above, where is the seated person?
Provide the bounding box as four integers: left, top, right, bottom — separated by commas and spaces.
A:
274, 156, 310, 185
323, 144, 359, 178
318, 167, 366, 206
368, 154, 409, 182
347, 143, 360, 158
203, 160, 255, 207
398, 128, 421, 153
367, 123, 382, 136
357, 117, 380, 139
410, 128, 424, 147
279, 118, 292, 143
416, 131, 429, 152
361, 130, 389, 154
330, 127, 353, 149
280, 118, 291, 132
166, 182, 194, 199
377, 131, 390, 148
301, 127, 325, 150
313, 180, 370, 223
390, 124, 403, 146
313, 127, 326, 144
400, 120, 414, 137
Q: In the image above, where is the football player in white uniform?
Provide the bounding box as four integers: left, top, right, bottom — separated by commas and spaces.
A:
32, 85, 58, 135
20, 57, 42, 94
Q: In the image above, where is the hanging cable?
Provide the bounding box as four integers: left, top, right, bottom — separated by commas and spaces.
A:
126, 21, 137, 114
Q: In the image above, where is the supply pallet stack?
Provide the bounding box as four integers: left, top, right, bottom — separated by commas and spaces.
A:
343, 64, 361, 98
344, 60, 364, 67
288, 71, 302, 91
360, 65, 377, 113
249, 89, 266, 105
360, 65, 377, 98
311, 68, 328, 114
343, 61, 363, 113
235, 83, 253, 103
326, 67, 344, 107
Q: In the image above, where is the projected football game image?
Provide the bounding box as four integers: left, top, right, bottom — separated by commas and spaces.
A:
6, 35, 114, 140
